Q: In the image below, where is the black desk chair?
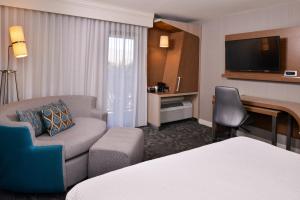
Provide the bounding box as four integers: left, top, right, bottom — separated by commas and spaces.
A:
212, 86, 249, 141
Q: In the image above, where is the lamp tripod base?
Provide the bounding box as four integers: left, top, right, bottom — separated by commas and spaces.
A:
0, 69, 19, 105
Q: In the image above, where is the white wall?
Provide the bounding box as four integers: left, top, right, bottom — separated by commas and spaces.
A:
199, 1, 300, 149
200, 1, 300, 122
1, 0, 154, 27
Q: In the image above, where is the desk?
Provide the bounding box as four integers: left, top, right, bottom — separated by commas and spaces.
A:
212, 95, 300, 150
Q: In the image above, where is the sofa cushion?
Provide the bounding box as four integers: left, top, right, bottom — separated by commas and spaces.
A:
42, 100, 75, 136
37, 117, 106, 160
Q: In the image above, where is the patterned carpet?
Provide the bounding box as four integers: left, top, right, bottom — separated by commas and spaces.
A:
143, 119, 212, 160
0, 119, 212, 200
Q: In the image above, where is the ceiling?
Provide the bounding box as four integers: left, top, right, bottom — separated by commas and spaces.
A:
89, 0, 297, 21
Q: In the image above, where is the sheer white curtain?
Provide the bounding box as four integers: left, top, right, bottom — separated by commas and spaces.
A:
105, 23, 147, 127
0, 6, 147, 127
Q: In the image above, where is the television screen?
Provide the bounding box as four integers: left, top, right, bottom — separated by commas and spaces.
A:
225, 36, 280, 72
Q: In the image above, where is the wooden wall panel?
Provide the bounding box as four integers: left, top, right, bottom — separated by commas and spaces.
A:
153, 21, 182, 33
224, 26, 300, 83
177, 32, 199, 93
162, 32, 185, 93
226, 26, 300, 72
147, 28, 170, 86
148, 25, 200, 93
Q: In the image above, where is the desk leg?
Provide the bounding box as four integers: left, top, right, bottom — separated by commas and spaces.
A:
271, 116, 277, 146
286, 115, 293, 151
212, 106, 216, 142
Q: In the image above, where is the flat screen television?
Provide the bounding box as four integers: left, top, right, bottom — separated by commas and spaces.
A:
225, 36, 280, 72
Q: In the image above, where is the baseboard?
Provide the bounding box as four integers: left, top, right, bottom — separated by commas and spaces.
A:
198, 118, 212, 127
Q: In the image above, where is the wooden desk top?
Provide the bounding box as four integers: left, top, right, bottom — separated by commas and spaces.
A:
240, 95, 300, 126
243, 105, 281, 117
148, 92, 198, 98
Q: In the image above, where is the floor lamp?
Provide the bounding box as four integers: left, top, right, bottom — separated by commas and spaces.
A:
0, 26, 28, 105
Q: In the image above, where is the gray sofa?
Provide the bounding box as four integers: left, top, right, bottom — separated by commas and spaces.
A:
0, 95, 107, 190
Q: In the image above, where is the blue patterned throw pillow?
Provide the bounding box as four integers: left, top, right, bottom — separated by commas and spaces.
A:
16, 103, 56, 136
17, 109, 44, 136
41, 100, 75, 136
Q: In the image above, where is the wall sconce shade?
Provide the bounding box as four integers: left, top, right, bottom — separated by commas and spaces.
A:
160, 35, 169, 48
9, 26, 28, 58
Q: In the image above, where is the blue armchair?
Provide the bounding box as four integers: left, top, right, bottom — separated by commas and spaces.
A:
0, 125, 65, 193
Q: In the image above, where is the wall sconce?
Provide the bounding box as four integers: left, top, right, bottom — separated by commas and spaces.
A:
0, 25, 28, 104
160, 35, 169, 48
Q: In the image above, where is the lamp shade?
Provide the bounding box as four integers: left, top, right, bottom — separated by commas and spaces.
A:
12, 42, 28, 58
9, 26, 28, 58
9, 26, 25, 43
160, 35, 169, 48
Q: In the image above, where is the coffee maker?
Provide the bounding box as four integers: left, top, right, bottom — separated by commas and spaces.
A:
148, 82, 169, 93
157, 82, 169, 92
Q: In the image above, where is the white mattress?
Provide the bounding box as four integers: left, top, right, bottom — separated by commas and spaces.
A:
66, 137, 300, 200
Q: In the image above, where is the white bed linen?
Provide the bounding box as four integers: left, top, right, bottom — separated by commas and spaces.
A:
67, 137, 300, 200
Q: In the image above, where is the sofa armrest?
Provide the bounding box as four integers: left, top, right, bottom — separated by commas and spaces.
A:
90, 108, 107, 122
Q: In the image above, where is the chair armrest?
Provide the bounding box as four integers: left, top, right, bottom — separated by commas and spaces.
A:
1, 145, 65, 193
32, 145, 65, 190
34, 139, 65, 148
0, 120, 36, 142
0, 125, 65, 193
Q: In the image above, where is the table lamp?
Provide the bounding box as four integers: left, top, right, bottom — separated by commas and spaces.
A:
0, 25, 28, 104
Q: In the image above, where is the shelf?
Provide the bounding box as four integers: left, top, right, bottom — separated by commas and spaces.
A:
222, 71, 300, 84
149, 92, 198, 98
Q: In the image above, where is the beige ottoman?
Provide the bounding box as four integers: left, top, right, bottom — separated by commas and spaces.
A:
88, 128, 144, 178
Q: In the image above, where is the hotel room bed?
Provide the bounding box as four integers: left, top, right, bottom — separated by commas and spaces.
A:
66, 137, 300, 200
